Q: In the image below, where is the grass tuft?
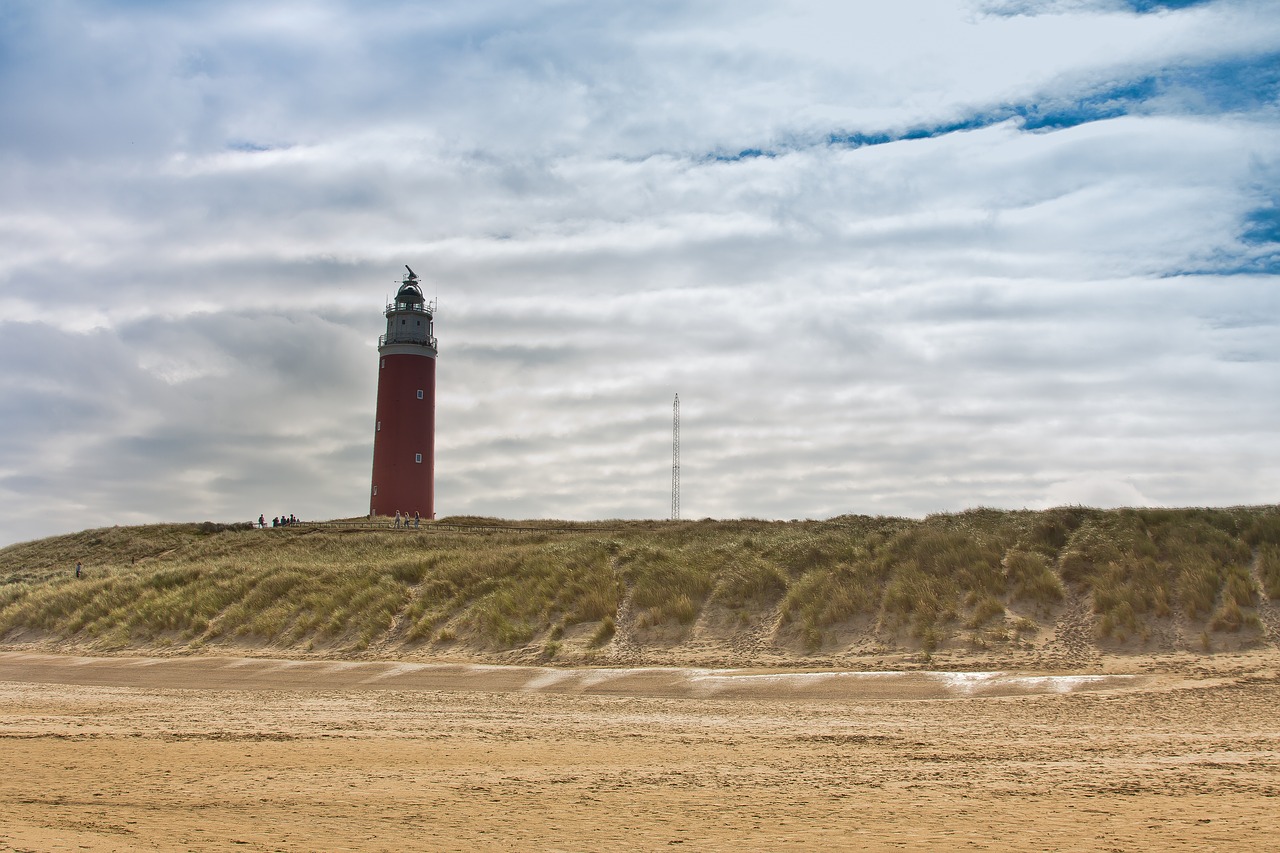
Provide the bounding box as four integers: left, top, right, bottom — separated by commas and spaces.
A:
1260, 544, 1280, 599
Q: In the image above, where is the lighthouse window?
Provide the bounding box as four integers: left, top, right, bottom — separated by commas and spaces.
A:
415, 453, 423, 463
376, 421, 381, 431
372, 486, 378, 496
417, 390, 424, 399
381, 359, 385, 369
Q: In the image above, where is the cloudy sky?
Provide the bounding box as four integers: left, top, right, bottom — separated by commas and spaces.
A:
1, 0, 1278, 545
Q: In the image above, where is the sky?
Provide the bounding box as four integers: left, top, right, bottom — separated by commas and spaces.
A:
1, 0, 1278, 546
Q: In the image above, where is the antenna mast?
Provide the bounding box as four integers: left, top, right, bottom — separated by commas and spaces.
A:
671, 393, 680, 521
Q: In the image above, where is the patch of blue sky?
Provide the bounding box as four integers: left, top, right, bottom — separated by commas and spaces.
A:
1166, 253, 1280, 277
226, 140, 276, 153
983, 0, 1216, 16
1156, 52, 1280, 113
706, 50, 1279, 164
1242, 206, 1280, 246
822, 50, 1280, 151
1167, 200, 1280, 275
711, 147, 777, 162
955, 51, 1278, 134
1120, 0, 1217, 12
1164, 200, 1280, 277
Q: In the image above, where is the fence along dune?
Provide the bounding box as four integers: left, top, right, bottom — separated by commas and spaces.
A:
1, 507, 1278, 665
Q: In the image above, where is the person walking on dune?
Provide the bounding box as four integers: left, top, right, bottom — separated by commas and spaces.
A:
74, 561, 82, 578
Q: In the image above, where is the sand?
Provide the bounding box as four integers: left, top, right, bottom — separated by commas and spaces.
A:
1, 650, 1277, 851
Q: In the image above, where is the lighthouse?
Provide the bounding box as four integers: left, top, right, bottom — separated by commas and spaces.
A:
370, 266, 437, 520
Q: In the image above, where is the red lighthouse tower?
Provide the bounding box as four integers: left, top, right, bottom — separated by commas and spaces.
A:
370, 266, 437, 520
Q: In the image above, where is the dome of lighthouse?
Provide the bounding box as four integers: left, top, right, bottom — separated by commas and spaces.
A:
394, 282, 425, 307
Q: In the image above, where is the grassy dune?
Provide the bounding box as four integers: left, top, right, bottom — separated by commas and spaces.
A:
2, 507, 1279, 666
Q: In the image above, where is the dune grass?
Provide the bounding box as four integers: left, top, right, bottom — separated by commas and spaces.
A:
1, 506, 1277, 657
1259, 544, 1280, 600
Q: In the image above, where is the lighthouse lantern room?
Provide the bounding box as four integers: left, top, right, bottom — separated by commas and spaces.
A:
369, 265, 437, 519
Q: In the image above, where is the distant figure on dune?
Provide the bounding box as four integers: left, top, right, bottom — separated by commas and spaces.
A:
414, 511, 420, 529
74, 561, 81, 578
258, 514, 265, 529
394, 510, 402, 529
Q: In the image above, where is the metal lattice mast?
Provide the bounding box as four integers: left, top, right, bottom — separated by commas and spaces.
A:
671, 393, 680, 521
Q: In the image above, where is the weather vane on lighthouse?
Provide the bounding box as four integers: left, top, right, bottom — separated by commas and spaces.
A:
369, 265, 438, 521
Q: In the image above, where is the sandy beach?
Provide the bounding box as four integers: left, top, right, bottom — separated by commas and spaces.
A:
1, 651, 1277, 851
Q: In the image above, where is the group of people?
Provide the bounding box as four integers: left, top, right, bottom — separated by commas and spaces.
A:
392, 510, 421, 529
251, 511, 423, 529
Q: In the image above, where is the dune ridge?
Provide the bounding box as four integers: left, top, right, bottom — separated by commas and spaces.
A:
2, 506, 1279, 672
